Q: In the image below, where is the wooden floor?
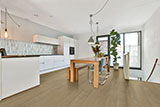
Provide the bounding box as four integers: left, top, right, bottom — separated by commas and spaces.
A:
1, 68, 160, 107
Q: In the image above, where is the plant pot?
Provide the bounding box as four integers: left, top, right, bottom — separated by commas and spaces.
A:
113, 63, 119, 70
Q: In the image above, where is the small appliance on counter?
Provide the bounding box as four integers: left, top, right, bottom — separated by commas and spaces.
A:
0, 48, 7, 56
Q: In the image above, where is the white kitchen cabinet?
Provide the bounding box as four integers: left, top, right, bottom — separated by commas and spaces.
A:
40, 55, 67, 74
0, 57, 40, 99
0, 55, 2, 100
44, 56, 54, 70
52, 56, 65, 68
39, 56, 45, 71
39, 36, 79, 74
70, 55, 75, 60
69, 38, 75, 47
33, 35, 59, 45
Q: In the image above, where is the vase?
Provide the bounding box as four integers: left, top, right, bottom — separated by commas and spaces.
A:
94, 53, 98, 60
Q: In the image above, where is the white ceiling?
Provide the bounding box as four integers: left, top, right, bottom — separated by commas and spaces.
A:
0, 0, 160, 36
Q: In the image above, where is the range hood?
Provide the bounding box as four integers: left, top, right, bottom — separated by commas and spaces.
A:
33, 35, 59, 45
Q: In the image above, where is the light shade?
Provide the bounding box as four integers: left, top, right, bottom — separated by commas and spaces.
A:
3, 29, 9, 39
88, 36, 94, 44
95, 40, 100, 45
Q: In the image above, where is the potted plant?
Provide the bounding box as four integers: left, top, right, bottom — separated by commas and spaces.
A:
91, 45, 100, 59
109, 29, 121, 70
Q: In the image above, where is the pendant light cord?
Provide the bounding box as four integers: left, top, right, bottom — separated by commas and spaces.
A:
5, 8, 7, 29
90, 15, 95, 36
92, 0, 110, 16
5, 8, 20, 28
89, 0, 110, 36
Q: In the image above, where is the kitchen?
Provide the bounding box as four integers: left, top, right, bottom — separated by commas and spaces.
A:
0, 34, 78, 100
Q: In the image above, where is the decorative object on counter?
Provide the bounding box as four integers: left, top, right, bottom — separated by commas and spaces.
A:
1, 8, 20, 39
0, 48, 7, 56
109, 29, 121, 70
92, 45, 100, 59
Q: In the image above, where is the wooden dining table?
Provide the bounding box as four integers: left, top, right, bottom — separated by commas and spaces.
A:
70, 58, 101, 88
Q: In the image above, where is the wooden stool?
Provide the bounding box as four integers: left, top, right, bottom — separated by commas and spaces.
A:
67, 64, 90, 81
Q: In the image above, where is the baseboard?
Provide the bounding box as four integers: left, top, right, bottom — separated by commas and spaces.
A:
40, 65, 70, 75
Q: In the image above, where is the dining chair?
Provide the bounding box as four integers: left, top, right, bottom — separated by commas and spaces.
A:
105, 56, 110, 72
88, 57, 106, 83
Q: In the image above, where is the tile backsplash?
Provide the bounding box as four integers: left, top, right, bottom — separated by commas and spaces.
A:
0, 39, 57, 55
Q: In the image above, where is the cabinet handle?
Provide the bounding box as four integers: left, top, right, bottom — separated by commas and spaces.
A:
40, 62, 45, 64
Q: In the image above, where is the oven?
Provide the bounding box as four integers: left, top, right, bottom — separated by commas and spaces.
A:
69, 47, 75, 55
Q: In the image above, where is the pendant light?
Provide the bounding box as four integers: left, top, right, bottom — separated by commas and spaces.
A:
95, 22, 100, 45
88, 14, 95, 45
88, 0, 110, 45
88, 36, 94, 44
2, 8, 20, 39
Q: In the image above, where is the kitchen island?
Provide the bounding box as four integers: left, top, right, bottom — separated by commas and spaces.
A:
0, 55, 40, 100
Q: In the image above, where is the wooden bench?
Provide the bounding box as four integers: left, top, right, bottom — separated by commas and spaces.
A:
67, 64, 90, 81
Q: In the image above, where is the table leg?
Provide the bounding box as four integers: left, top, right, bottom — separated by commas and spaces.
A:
70, 61, 75, 82
67, 67, 70, 80
94, 62, 99, 88
75, 68, 78, 81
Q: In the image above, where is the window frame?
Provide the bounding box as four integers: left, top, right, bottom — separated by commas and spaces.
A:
96, 31, 142, 70
122, 31, 142, 70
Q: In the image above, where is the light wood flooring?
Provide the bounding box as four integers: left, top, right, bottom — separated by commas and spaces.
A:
0, 68, 160, 107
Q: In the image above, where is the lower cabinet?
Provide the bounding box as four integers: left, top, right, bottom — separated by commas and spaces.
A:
40, 55, 73, 74
1, 57, 40, 99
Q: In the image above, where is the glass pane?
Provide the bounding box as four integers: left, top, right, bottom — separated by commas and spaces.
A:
125, 32, 140, 68
98, 37, 108, 55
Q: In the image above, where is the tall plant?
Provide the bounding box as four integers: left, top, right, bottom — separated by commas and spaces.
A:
110, 29, 121, 63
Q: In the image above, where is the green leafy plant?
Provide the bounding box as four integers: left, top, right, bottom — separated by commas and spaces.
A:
91, 45, 100, 56
109, 29, 121, 63
99, 53, 105, 57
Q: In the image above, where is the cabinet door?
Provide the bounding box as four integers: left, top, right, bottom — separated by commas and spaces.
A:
69, 39, 75, 47
2, 57, 40, 99
64, 38, 70, 56
44, 56, 54, 70
52, 56, 65, 68
74, 40, 78, 58
40, 57, 45, 71
64, 56, 70, 65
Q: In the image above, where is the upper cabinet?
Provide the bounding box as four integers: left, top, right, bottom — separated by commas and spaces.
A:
33, 35, 59, 45
69, 38, 75, 47
58, 36, 78, 58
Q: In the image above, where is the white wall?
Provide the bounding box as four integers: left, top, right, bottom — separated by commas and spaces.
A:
0, 11, 71, 42
143, 7, 160, 83
77, 35, 95, 58
77, 27, 144, 78
77, 25, 143, 57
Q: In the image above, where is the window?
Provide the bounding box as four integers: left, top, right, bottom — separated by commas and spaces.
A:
96, 35, 110, 56
110, 31, 142, 69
